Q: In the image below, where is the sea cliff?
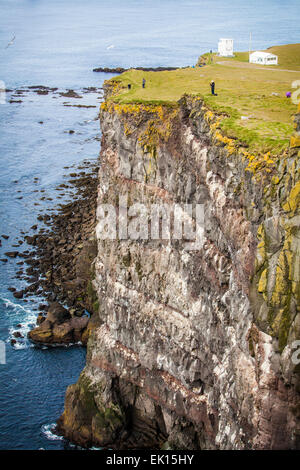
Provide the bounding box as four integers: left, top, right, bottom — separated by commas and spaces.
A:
57, 87, 300, 449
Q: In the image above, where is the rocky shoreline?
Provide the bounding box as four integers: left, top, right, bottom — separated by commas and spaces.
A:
5, 84, 103, 105
7, 157, 100, 347
25, 161, 100, 345
0, 84, 104, 348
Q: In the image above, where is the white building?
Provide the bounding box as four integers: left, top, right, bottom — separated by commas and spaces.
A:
249, 51, 278, 65
218, 38, 234, 57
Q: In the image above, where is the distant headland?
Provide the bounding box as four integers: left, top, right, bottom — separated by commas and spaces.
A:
93, 66, 181, 73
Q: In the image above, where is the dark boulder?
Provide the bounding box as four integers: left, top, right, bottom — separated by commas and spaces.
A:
47, 302, 71, 324
13, 290, 24, 299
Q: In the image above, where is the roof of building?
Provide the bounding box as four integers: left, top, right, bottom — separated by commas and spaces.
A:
250, 51, 278, 58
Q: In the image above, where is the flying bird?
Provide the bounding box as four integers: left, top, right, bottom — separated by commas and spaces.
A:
5, 34, 16, 49
107, 44, 115, 50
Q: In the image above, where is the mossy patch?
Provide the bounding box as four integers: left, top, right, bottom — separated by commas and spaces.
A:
122, 252, 131, 267
135, 260, 143, 281
282, 181, 300, 216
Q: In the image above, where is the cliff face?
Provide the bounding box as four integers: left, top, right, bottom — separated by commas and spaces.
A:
57, 96, 300, 449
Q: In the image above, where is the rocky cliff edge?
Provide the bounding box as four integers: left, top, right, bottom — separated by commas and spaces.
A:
56, 93, 300, 449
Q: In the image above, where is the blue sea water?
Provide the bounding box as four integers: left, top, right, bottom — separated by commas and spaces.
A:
0, 0, 299, 450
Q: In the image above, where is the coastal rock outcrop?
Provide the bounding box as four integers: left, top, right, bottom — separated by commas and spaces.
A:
28, 302, 89, 345
57, 94, 300, 449
23, 162, 101, 347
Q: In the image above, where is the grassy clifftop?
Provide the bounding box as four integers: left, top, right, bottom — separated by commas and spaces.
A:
104, 44, 299, 155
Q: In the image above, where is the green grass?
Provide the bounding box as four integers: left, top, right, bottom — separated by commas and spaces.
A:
106, 44, 299, 154
266, 44, 300, 71
224, 51, 249, 63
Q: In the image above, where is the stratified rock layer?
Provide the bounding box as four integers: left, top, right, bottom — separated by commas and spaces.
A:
57, 96, 300, 449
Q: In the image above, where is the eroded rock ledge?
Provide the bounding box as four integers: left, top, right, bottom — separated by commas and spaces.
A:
57, 95, 300, 449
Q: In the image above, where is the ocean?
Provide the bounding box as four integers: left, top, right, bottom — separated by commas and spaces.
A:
0, 0, 299, 450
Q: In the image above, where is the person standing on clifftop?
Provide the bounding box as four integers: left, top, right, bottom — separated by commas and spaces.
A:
210, 80, 216, 95
142, 78, 146, 88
